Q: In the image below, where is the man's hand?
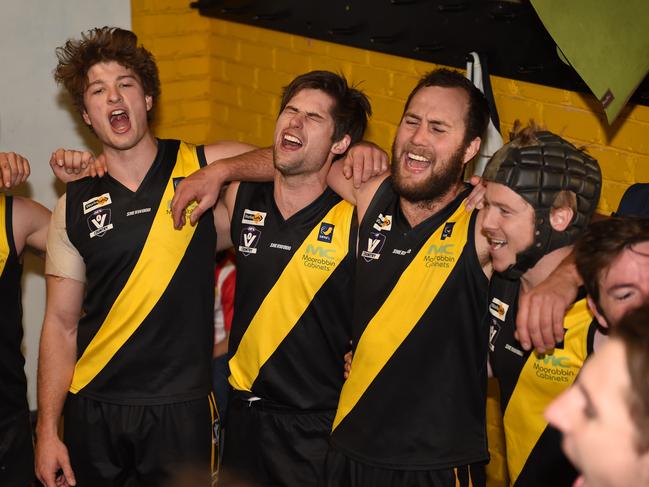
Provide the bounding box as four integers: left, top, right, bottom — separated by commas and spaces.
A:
35, 434, 76, 487
49, 149, 107, 183
171, 164, 223, 229
0, 152, 30, 188
341, 141, 389, 188
465, 175, 486, 211
516, 275, 578, 353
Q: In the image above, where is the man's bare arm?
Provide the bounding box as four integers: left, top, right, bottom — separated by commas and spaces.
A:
12, 196, 51, 256
35, 275, 84, 487
516, 251, 581, 352
172, 145, 273, 228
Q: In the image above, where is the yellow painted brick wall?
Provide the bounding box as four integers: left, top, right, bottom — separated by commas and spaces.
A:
132, 0, 649, 215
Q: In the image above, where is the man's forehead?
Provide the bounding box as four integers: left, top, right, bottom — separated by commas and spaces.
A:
602, 241, 649, 287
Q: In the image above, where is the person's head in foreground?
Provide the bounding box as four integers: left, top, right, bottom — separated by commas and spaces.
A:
481, 121, 601, 280
545, 303, 649, 487
576, 217, 649, 328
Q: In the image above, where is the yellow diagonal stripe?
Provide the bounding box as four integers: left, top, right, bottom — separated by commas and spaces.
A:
333, 202, 471, 430
0, 194, 8, 278
504, 299, 591, 484
229, 200, 354, 391
70, 142, 200, 393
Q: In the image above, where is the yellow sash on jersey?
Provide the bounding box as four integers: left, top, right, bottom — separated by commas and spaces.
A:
228, 200, 354, 392
70, 142, 201, 393
333, 202, 472, 430
504, 299, 592, 484
0, 194, 8, 278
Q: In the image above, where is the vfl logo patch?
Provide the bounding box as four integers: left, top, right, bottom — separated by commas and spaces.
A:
87, 208, 113, 238
361, 231, 385, 262
489, 297, 509, 321
239, 226, 261, 256
372, 213, 392, 232
317, 222, 334, 243
441, 222, 455, 240
242, 209, 267, 226
83, 193, 112, 214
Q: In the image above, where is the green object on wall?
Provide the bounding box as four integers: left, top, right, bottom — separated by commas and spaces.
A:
531, 0, 649, 123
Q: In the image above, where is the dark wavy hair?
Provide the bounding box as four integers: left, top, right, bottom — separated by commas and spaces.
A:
54, 26, 160, 121
279, 70, 371, 149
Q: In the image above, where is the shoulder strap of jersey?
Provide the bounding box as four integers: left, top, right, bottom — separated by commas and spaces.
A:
333, 201, 473, 430
70, 141, 202, 393
229, 199, 355, 392
0, 194, 9, 278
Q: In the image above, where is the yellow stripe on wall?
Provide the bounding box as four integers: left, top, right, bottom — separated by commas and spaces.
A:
333, 202, 472, 430
229, 200, 354, 391
70, 142, 200, 393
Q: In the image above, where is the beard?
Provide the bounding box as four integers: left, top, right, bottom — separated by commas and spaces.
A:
391, 141, 466, 203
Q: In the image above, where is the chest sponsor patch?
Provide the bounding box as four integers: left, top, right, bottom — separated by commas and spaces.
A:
317, 222, 335, 243
239, 226, 261, 256
83, 193, 112, 214
87, 208, 113, 238
489, 297, 509, 321
361, 231, 385, 262
372, 213, 392, 232
242, 209, 267, 226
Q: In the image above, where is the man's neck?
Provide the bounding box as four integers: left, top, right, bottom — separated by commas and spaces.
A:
103, 133, 158, 191
273, 169, 329, 220
399, 182, 465, 228
521, 245, 574, 293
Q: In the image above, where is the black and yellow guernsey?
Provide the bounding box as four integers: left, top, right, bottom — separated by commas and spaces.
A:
488, 273, 596, 486
0, 194, 29, 421
65, 139, 215, 405
228, 182, 356, 410
331, 178, 489, 469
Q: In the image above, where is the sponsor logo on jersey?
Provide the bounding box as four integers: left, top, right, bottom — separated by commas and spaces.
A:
269, 242, 292, 251
126, 208, 152, 217
441, 222, 455, 240
317, 222, 335, 243
242, 209, 267, 226
239, 226, 261, 256
392, 248, 411, 255
372, 213, 392, 232
489, 297, 509, 321
302, 244, 337, 271
361, 231, 385, 262
83, 193, 112, 214
423, 243, 456, 268
533, 352, 577, 383
87, 208, 113, 238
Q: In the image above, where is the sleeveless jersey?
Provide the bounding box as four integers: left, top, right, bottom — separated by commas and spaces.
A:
228, 183, 356, 410
65, 139, 215, 405
331, 178, 490, 469
0, 194, 28, 420
488, 273, 596, 486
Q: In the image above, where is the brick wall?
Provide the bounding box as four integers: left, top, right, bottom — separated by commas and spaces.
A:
132, 0, 649, 214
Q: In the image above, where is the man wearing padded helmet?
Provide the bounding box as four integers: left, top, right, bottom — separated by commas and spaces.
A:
481, 122, 602, 487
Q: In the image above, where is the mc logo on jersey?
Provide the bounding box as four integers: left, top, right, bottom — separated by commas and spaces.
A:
361, 231, 385, 262
87, 208, 113, 238
239, 226, 261, 256
317, 222, 335, 243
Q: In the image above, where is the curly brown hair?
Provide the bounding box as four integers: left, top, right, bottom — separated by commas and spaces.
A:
54, 26, 160, 121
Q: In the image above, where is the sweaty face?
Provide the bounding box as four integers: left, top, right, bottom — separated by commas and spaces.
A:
272, 88, 338, 177
594, 241, 649, 327
545, 339, 649, 487
391, 85, 472, 203
481, 182, 535, 273
82, 61, 152, 151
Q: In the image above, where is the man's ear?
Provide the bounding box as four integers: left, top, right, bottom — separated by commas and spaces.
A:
550, 206, 575, 232
145, 95, 153, 112
587, 295, 609, 329
332, 134, 352, 155
82, 111, 91, 126
462, 137, 481, 165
